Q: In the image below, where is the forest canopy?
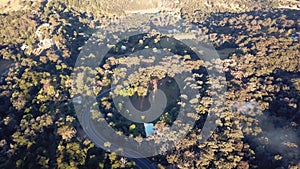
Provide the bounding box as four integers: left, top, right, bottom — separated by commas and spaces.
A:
0, 0, 299, 169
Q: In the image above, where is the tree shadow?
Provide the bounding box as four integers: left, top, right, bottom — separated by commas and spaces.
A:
246, 69, 300, 168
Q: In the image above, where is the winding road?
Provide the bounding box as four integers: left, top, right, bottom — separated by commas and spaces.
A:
79, 88, 158, 169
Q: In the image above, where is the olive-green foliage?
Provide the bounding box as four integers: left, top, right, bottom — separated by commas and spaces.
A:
0, 1, 299, 169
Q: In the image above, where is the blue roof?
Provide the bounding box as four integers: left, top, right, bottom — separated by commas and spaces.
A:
144, 123, 155, 137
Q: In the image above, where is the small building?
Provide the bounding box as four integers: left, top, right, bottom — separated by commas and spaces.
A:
291, 36, 298, 41
144, 123, 155, 137
291, 32, 299, 42
21, 44, 28, 51
38, 38, 53, 49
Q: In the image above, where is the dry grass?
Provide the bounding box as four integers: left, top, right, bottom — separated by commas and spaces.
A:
0, 0, 25, 13
278, 0, 300, 10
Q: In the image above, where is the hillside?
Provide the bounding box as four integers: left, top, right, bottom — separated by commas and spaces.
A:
0, 0, 299, 169
1, 0, 299, 16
